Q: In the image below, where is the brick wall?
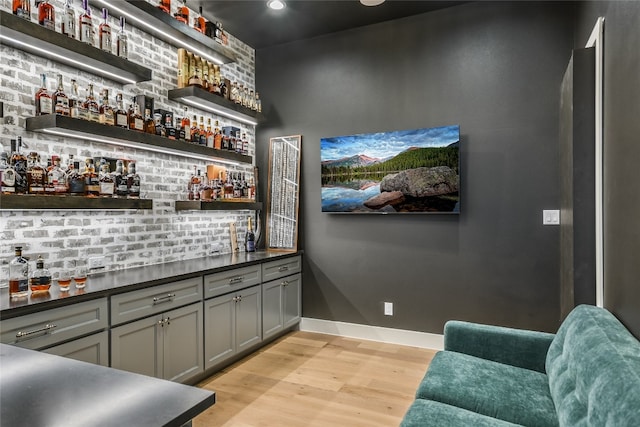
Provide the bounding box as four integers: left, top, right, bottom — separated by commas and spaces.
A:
0, 0, 259, 281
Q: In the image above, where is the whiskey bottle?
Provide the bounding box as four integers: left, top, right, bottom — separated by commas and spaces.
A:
223, 172, 233, 199
174, 0, 189, 25
10, 137, 28, 194
181, 108, 191, 141
48, 155, 68, 194
67, 160, 85, 195
198, 116, 206, 146
13, 0, 31, 21
114, 93, 129, 128
235, 84, 243, 105
116, 16, 128, 58
35, 73, 53, 116
1, 151, 16, 194
84, 83, 100, 122
255, 91, 262, 113
26, 152, 46, 194
188, 66, 203, 88
36, 0, 55, 30
99, 8, 112, 52
156, 113, 167, 137
193, 6, 205, 33
242, 85, 250, 108
213, 120, 222, 150
128, 101, 144, 132
144, 107, 155, 134
83, 158, 100, 196
114, 159, 128, 197
190, 115, 199, 143
79, 0, 93, 45
9, 246, 30, 299
205, 118, 214, 148
158, 0, 170, 14
53, 74, 70, 116
29, 256, 52, 293
230, 82, 239, 103
201, 59, 209, 91
209, 75, 219, 96
126, 161, 140, 198
98, 158, 114, 196
240, 132, 248, 155
219, 79, 227, 99
99, 89, 115, 125
69, 79, 81, 119
62, 0, 76, 38
245, 217, 256, 252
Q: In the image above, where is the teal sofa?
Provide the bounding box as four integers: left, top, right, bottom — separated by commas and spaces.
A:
401, 305, 640, 426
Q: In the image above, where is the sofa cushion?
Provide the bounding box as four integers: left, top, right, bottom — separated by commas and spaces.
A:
401, 399, 523, 427
546, 304, 640, 427
416, 351, 558, 427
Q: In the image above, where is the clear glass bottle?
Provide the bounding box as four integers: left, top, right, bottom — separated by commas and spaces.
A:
235, 84, 244, 105
79, 0, 93, 45
35, 73, 53, 116
26, 152, 46, 194
255, 91, 262, 113
53, 74, 70, 116
37, 0, 55, 30
126, 161, 140, 198
30, 255, 52, 293
116, 16, 128, 59
9, 246, 30, 298
62, 0, 76, 38
99, 7, 112, 52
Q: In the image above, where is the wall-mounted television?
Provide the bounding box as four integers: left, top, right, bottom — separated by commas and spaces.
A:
321, 125, 460, 214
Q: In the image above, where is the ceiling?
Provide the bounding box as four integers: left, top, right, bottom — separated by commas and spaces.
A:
194, 1, 467, 50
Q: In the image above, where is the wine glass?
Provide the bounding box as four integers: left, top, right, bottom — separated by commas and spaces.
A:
73, 266, 88, 289
57, 269, 72, 292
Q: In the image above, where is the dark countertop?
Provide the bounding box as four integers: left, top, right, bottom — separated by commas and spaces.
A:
0, 343, 216, 427
1, 250, 302, 319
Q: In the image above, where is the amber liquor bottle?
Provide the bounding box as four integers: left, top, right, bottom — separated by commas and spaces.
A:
174, 0, 189, 25
98, 159, 114, 196
83, 158, 100, 196
53, 74, 70, 116
35, 73, 53, 116
188, 66, 203, 88
128, 102, 144, 132
193, 6, 205, 33
99, 89, 115, 125
158, 0, 170, 14
198, 116, 206, 146
181, 107, 191, 141
26, 152, 46, 194
213, 120, 222, 150
190, 115, 200, 143
84, 83, 100, 122
99, 8, 112, 52
36, 0, 55, 30
114, 93, 129, 128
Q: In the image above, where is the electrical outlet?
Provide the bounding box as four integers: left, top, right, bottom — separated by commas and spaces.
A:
543, 210, 560, 225
384, 302, 393, 316
88, 256, 105, 270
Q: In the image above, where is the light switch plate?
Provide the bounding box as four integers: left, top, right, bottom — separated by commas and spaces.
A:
543, 210, 560, 225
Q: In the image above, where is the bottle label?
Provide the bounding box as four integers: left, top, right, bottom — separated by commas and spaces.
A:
134, 118, 144, 131
100, 181, 114, 196
55, 97, 70, 115
102, 110, 115, 126
30, 276, 52, 286
117, 39, 127, 58
64, 11, 75, 37
100, 28, 112, 51
2, 169, 16, 188
116, 113, 128, 127
16, 8, 29, 20
80, 18, 92, 43
43, 18, 54, 30
69, 178, 85, 194
40, 97, 53, 115
76, 107, 89, 121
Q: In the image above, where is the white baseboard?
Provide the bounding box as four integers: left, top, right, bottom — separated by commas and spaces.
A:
299, 318, 444, 350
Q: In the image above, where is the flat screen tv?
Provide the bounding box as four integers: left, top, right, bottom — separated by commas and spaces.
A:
320, 124, 460, 214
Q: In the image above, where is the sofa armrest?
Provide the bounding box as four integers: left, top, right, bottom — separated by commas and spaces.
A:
444, 320, 555, 373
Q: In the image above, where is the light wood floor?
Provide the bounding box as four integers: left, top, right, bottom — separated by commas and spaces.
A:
194, 331, 437, 427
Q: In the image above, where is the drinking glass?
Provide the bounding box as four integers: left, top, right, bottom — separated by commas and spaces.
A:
73, 266, 88, 289
57, 269, 72, 292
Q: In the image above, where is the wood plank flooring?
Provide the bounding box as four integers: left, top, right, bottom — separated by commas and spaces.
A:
194, 331, 437, 427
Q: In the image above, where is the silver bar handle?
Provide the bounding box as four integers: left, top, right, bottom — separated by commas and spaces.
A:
278, 266, 289, 272
153, 293, 176, 304
229, 276, 244, 284
16, 323, 57, 339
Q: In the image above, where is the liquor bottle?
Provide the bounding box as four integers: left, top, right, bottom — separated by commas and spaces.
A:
209, 75, 219, 95
249, 90, 256, 111
245, 217, 256, 252
1, 151, 16, 194
69, 79, 80, 118
181, 108, 191, 141
114, 93, 128, 128
26, 152, 46, 194
233, 173, 242, 198
35, 73, 53, 116
67, 159, 85, 195
13, 0, 31, 21
177, 48, 189, 88
83, 84, 100, 122
255, 91, 262, 113
48, 155, 68, 194
241, 172, 248, 198
198, 116, 206, 146
230, 82, 239, 103
201, 59, 209, 91
9, 246, 30, 299
219, 21, 228, 45
219, 79, 227, 99
116, 16, 128, 58
83, 158, 100, 196
188, 66, 203, 88
155, 113, 166, 137
30, 256, 52, 293
240, 132, 248, 155
128, 101, 144, 132
126, 161, 140, 198
222, 129, 230, 151
11, 137, 28, 194
243, 85, 250, 108
205, 118, 214, 148
223, 172, 233, 199
190, 115, 199, 143
248, 173, 255, 200
188, 167, 201, 200
114, 159, 128, 197
235, 84, 243, 105
144, 107, 155, 134
158, 0, 170, 14
62, 0, 76, 38
53, 74, 70, 116
37, 0, 55, 30
99, 7, 112, 52
175, 0, 189, 25
98, 158, 114, 196
79, 0, 93, 45
213, 120, 222, 150
99, 89, 115, 125
193, 6, 205, 33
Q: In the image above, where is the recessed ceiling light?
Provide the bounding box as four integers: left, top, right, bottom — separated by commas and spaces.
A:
360, 0, 385, 6
267, 0, 286, 10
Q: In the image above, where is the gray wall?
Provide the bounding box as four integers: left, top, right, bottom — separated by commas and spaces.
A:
574, 1, 640, 338
256, 2, 575, 334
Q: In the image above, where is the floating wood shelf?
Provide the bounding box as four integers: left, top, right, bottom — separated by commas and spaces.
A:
175, 200, 263, 211
168, 87, 263, 126
26, 115, 253, 165
0, 10, 152, 84
0, 194, 153, 210
95, 0, 236, 65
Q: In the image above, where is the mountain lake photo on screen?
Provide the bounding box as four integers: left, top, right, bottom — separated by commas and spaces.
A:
320, 125, 460, 213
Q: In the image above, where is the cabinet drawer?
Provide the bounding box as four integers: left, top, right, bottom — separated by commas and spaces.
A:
204, 265, 261, 299
261, 256, 301, 282
111, 277, 203, 326
0, 298, 108, 350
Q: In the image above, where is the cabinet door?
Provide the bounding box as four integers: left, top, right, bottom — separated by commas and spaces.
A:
163, 303, 204, 383
282, 273, 301, 329
204, 293, 236, 370
111, 314, 162, 378
262, 279, 283, 339
235, 285, 262, 353
43, 331, 109, 366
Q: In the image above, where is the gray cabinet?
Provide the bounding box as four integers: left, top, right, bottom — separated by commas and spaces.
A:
204, 284, 261, 370
262, 273, 301, 340
42, 331, 109, 366
204, 265, 261, 299
261, 256, 301, 283
111, 302, 204, 383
